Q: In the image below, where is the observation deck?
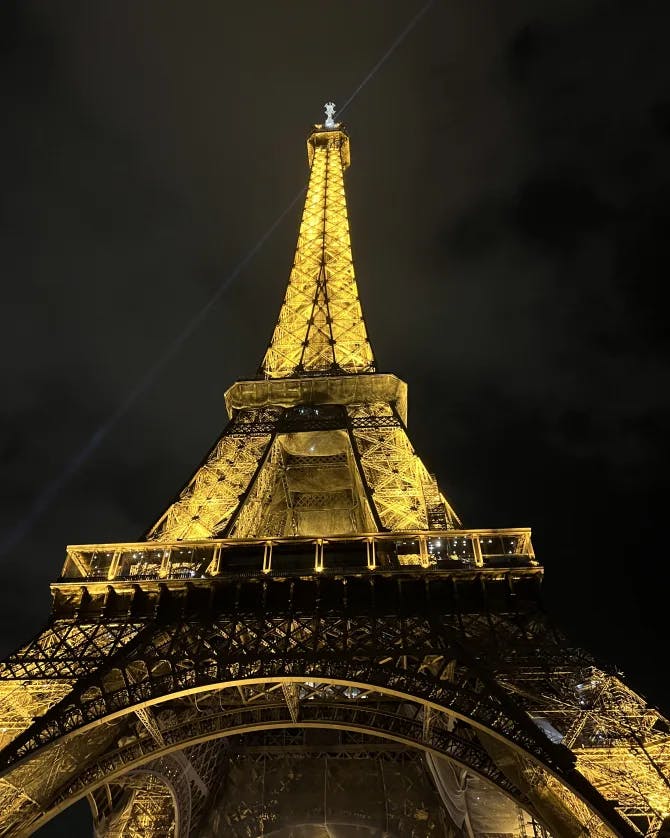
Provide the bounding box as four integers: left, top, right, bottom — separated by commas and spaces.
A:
61, 528, 536, 582
51, 529, 543, 622
53, 529, 540, 621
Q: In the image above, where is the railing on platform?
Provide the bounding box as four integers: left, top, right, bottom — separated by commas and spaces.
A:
60, 529, 536, 582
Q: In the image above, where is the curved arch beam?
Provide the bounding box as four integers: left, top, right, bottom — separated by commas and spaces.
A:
0, 609, 636, 838
2, 677, 629, 838
30, 717, 532, 834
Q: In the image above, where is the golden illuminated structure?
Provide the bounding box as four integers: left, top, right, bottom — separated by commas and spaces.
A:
261, 126, 373, 378
146, 123, 455, 546
0, 107, 668, 837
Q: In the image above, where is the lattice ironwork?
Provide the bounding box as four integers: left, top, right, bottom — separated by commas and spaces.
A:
0, 571, 667, 836
144, 401, 457, 541
0, 113, 668, 838
146, 408, 281, 541
347, 402, 460, 531
93, 773, 177, 838
260, 126, 374, 378
89, 740, 224, 838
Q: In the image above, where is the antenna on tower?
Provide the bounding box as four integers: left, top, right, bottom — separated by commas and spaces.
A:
324, 101, 337, 129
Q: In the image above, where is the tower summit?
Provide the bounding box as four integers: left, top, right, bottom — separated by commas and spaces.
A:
0, 108, 668, 837
261, 106, 374, 378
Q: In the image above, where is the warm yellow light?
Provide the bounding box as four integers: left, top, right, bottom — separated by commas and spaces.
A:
261, 128, 373, 379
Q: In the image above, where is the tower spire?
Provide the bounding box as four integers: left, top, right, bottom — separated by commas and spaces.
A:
260, 104, 375, 378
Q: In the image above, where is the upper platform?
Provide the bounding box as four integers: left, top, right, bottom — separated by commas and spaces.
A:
225, 373, 408, 423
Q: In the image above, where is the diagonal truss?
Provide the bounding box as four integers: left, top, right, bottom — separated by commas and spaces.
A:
146, 408, 281, 542
260, 126, 374, 378
347, 401, 461, 532
144, 401, 458, 541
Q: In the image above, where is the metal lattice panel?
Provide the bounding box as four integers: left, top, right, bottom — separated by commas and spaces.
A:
260, 127, 374, 378
90, 740, 226, 838
229, 436, 287, 538
1, 572, 666, 836
147, 408, 281, 541
347, 402, 460, 532
144, 404, 457, 542
93, 773, 177, 838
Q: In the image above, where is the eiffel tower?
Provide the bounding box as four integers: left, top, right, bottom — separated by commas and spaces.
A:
1, 105, 668, 838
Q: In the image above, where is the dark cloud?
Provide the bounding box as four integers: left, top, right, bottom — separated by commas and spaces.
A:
513, 173, 613, 249
416, 0, 670, 709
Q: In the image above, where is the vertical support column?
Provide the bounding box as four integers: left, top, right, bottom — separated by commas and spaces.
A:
419, 536, 430, 569
366, 538, 376, 570
263, 542, 273, 574
472, 535, 484, 567
314, 539, 324, 573
159, 549, 172, 579
107, 551, 121, 581
209, 545, 221, 576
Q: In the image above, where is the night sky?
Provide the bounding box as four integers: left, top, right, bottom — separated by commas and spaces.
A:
2, 1, 669, 832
